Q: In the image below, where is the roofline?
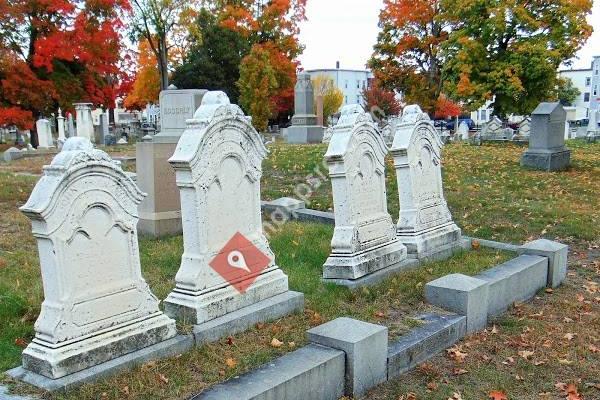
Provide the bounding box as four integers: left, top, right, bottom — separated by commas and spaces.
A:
305, 68, 373, 74
558, 68, 591, 73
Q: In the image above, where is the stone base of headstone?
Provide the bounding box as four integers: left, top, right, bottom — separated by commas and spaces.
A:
323, 258, 419, 289
284, 125, 325, 144
520, 149, 571, 171
136, 140, 182, 237
19, 313, 176, 380
398, 222, 463, 261
7, 333, 190, 392
193, 291, 304, 345
164, 268, 290, 325
322, 239, 408, 281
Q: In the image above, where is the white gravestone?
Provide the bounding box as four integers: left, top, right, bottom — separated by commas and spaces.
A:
458, 121, 469, 140
391, 110, 462, 259
18, 137, 176, 379
518, 118, 531, 139
164, 92, 300, 325
36, 118, 54, 148
322, 106, 407, 282
74, 103, 94, 142
481, 116, 504, 140
67, 113, 75, 137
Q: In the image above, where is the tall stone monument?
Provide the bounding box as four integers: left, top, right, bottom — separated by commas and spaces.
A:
323, 106, 408, 285
391, 106, 462, 260
136, 87, 206, 237
164, 92, 303, 337
587, 110, 599, 141
74, 103, 94, 142
284, 72, 324, 143
56, 108, 67, 148
9, 137, 177, 386
521, 102, 570, 171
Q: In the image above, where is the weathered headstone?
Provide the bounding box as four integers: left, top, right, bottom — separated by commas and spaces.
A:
587, 110, 599, 142
136, 87, 206, 237
515, 118, 531, 141
391, 108, 462, 260
284, 73, 325, 143
457, 121, 469, 140
480, 116, 505, 141
14, 137, 177, 381
322, 106, 407, 284
164, 92, 303, 334
74, 103, 94, 142
36, 118, 54, 148
322, 126, 334, 143
521, 102, 570, 171
67, 113, 75, 137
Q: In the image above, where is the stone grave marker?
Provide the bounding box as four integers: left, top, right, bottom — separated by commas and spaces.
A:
36, 118, 54, 148
284, 72, 324, 143
322, 106, 407, 283
67, 113, 75, 137
457, 121, 469, 140
515, 118, 531, 141
136, 87, 206, 237
74, 103, 94, 142
164, 91, 303, 335
521, 102, 570, 171
11, 137, 177, 384
56, 108, 66, 148
480, 116, 505, 141
391, 108, 462, 259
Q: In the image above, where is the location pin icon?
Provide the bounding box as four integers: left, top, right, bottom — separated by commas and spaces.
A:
227, 250, 251, 273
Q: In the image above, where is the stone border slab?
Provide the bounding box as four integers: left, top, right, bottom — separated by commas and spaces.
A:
193, 291, 304, 345
476, 254, 548, 318
193, 344, 345, 400
387, 313, 466, 379
6, 335, 193, 392
307, 318, 387, 397
462, 236, 520, 252
518, 239, 568, 288
322, 259, 419, 289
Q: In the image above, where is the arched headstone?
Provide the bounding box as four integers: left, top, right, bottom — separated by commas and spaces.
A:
164, 91, 302, 327
323, 108, 407, 283
391, 114, 462, 259
17, 137, 176, 379
36, 118, 54, 148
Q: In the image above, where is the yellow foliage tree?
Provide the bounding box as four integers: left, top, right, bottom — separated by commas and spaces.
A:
311, 74, 343, 125
123, 41, 161, 110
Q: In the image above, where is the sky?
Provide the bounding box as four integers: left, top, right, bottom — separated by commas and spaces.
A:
297, 0, 600, 71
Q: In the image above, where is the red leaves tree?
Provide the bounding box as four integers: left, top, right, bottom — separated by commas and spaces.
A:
0, 0, 130, 129
362, 81, 402, 119
434, 94, 462, 119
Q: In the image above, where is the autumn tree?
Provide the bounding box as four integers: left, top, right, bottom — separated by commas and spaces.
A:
0, 0, 130, 129
237, 44, 279, 132
171, 10, 250, 103
362, 81, 402, 120
441, 0, 593, 117
369, 0, 449, 114
552, 77, 581, 107
123, 40, 161, 110
212, 0, 307, 124
433, 94, 461, 119
130, 0, 196, 90
311, 74, 343, 124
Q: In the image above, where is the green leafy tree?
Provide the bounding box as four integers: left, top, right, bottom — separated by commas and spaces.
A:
312, 75, 343, 124
237, 44, 279, 132
553, 77, 581, 106
171, 10, 250, 102
441, 0, 593, 117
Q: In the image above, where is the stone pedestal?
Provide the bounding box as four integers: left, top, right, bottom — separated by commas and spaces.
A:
136, 87, 207, 237
284, 72, 324, 143
521, 102, 570, 171
74, 103, 94, 142
163, 92, 302, 331
391, 106, 462, 260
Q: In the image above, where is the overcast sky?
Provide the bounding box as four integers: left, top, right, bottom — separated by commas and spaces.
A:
297, 0, 600, 71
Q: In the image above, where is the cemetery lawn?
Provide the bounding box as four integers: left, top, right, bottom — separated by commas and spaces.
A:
0, 139, 599, 399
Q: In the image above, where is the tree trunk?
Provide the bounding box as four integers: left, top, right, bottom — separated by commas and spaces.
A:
158, 34, 169, 90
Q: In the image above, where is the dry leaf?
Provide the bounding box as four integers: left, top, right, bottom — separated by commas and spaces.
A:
489, 390, 508, 400
271, 338, 283, 348
14, 338, 27, 348
472, 240, 481, 249
225, 358, 237, 369
518, 350, 534, 360
156, 373, 169, 385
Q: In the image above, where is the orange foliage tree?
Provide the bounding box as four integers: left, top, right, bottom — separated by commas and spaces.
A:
369, 0, 449, 115
0, 0, 130, 129
123, 40, 161, 110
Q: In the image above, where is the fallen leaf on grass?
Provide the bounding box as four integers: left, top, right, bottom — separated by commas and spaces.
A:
453, 368, 468, 375
472, 240, 481, 250
563, 333, 576, 341
446, 346, 468, 362
156, 373, 169, 385
225, 358, 237, 369
518, 350, 534, 360
489, 390, 508, 400
14, 338, 27, 348
271, 338, 283, 348
288, 341, 296, 348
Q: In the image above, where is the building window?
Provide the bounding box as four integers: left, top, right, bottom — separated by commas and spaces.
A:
345, 96, 348, 104
362, 80, 366, 89
345, 80, 348, 89
584, 93, 590, 102
586, 77, 592, 86
480, 110, 487, 121
594, 86, 598, 96
356, 80, 360, 89
357, 95, 360, 104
